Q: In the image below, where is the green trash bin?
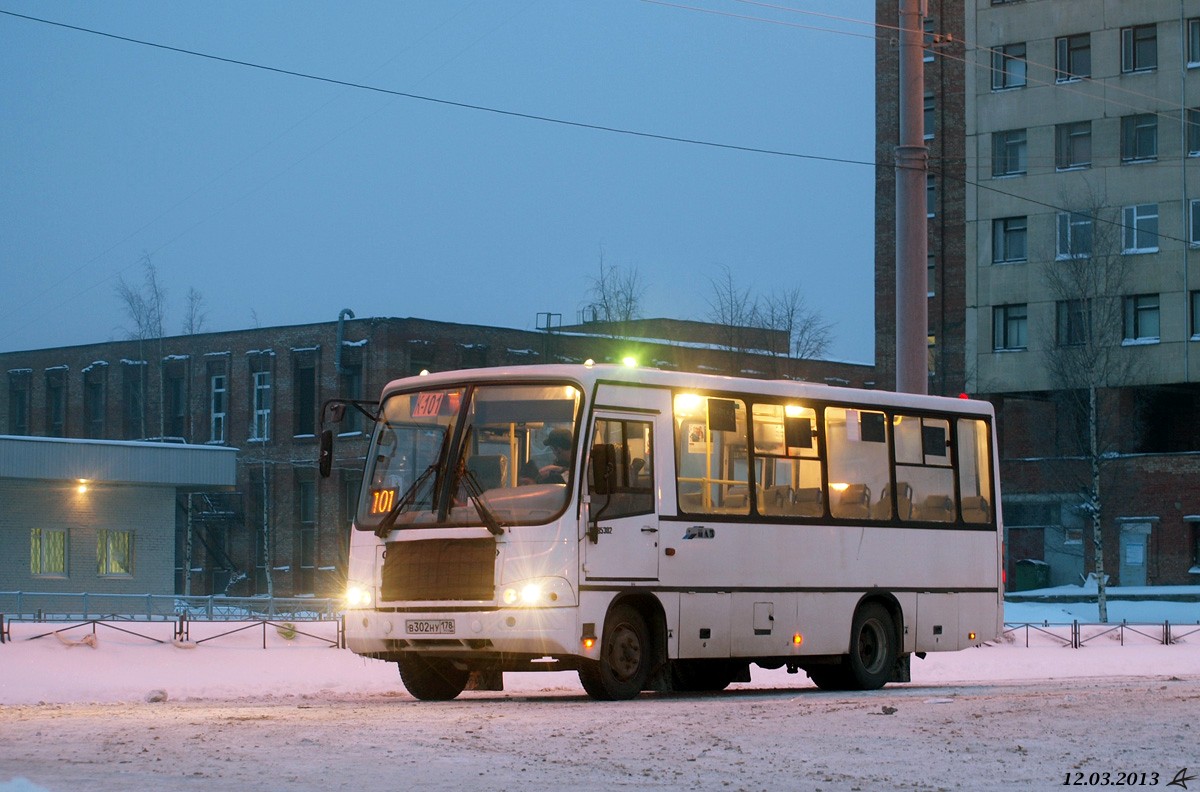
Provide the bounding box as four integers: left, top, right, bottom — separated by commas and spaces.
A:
1014, 558, 1050, 591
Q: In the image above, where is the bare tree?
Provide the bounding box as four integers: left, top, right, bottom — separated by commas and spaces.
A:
761, 286, 834, 362
1040, 186, 1143, 622
583, 250, 646, 338
181, 287, 209, 335
115, 255, 167, 341
706, 265, 758, 357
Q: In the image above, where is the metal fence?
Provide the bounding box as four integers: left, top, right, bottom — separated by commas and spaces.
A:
1001, 620, 1200, 648
0, 591, 339, 622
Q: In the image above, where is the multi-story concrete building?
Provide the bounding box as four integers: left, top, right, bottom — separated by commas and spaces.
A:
879, 0, 1200, 587
1, 314, 873, 599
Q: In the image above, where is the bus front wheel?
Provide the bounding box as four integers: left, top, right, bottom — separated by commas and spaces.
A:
578, 604, 650, 700
397, 655, 469, 701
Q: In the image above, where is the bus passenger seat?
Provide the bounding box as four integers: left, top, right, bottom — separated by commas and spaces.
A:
917, 494, 954, 522
762, 485, 793, 515
961, 496, 990, 523
791, 487, 823, 517
836, 484, 871, 519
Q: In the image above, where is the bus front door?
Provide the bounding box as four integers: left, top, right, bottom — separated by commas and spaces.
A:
583, 414, 660, 582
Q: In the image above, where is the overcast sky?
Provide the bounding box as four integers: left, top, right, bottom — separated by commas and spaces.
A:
0, 1, 877, 362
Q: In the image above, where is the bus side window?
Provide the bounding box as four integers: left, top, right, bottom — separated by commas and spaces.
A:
826, 407, 889, 520
893, 414, 955, 522
752, 402, 824, 518
674, 395, 749, 515
957, 418, 993, 524
589, 418, 654, 518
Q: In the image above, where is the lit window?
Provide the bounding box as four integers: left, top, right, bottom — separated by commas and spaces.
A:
31, 528, 67, 576
97, 529, 133, 577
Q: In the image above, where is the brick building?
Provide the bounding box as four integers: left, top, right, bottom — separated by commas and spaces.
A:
876, 0, 1200, 588
2, 314, 873, 598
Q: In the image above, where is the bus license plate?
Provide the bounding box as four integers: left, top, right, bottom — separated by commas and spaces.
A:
405, 619, 455, 635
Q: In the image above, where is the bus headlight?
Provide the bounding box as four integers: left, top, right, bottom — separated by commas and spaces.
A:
501, 577, 573, 607
345, 584, 373, 608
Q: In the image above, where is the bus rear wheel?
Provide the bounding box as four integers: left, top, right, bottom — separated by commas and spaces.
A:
578, 604, 650, 701
808, 602, 897, 691
397, 655, 469, 701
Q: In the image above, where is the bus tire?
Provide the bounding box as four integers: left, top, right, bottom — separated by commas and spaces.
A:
397, 655, 469, 701
578, 604, 650, 700
845, 602, 897, 690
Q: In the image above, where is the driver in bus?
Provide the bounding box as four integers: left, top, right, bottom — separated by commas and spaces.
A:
520, 428, 573, 484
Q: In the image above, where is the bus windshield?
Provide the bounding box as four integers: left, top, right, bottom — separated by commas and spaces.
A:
358, 382, 582, 531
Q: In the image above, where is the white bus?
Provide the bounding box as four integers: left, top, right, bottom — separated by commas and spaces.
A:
320, 363, 1002, 701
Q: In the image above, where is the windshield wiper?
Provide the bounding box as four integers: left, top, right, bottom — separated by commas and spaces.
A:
450, 427, 505, 536
374, 463, 439, 538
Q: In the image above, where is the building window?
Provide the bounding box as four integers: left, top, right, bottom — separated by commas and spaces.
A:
1055, 33, 1091, 81
164, 367, 187, 440
1191, 291, 1200, 339
296, 476, 317, 595
1189, 109, 1200, 156
1055, 121, 1091, 170
8, 374, 30, 435
992, 216, 1028, 263
922, 17, 936, 63
1056, 212, 1093, 259
1056, 299, 1090, 347
210, 374, 227, 443
1190, 19, 1200, 67
993, 304, 1028, 351
923, 92, 935, 140
84, 375, 105, 438
122, 362, 146, 440
1123, 294, 1160, 342
992, 129, 1027, 176
926, 174, 936, 217
991, 43, 1027, 90
251, 369, 272, 442
1121, 24, 1157, 73
293, 357, 317, 437
97, 529, 134, 577
927, 255, 936, 297
1120, 114, 1157, 162
1122, 204, 1159, 253
45, 369, 66, 437
31, 528, 67, 577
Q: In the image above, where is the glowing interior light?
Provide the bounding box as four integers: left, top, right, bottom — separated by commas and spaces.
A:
829, 482, 849, 492
674, 393, 703, 412
76, 479, 90, 494
784, 404, 804, 418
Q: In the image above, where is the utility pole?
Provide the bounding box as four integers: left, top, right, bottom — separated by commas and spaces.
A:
895, 0, 929, 395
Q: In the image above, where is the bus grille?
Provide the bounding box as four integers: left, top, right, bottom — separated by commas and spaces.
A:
380, 538, 495, 602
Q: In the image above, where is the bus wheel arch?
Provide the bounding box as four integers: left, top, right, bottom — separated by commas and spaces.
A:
578, 593, 667, 700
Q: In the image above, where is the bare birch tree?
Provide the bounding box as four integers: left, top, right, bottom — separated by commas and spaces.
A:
584, 251, 646, 338
181, 287, 209, 335
761, 286, 834, 361
115, 255, 167, 341
1040, 187, 1143, 622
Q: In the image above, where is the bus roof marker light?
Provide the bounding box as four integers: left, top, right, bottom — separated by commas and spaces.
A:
584, 359, 595, 368
621, 356, 637, 368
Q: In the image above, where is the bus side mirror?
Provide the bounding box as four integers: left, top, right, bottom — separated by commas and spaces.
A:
319, 430, 334, 478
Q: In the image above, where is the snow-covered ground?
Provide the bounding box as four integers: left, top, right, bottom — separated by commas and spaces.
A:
1, 592, 1197, 791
